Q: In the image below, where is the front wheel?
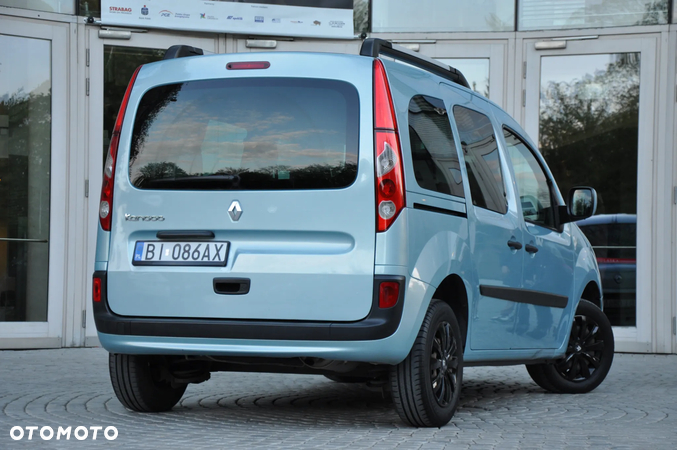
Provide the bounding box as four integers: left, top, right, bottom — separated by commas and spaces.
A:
109, 354, 187, 412
390, 300, 463, 427
527, 299, 614, 394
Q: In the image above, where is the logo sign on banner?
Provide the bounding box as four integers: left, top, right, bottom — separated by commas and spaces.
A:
101, 0, 354, 39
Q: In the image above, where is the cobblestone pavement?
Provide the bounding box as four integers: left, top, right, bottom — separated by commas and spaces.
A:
0, 349, 675, 449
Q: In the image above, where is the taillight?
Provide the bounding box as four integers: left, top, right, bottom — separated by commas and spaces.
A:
379, 281, 400, 309
93, 277, 102, 303
99, 66, 142, 231
373, 60, 405, 232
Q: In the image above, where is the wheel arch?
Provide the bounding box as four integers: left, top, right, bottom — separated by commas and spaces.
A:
581, 281, 602, 310
431, 274, 469, 351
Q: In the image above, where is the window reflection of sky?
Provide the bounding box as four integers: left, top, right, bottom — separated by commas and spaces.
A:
438, 58, 490, 98
541, 54, 620, 86
0, 35, 50, 99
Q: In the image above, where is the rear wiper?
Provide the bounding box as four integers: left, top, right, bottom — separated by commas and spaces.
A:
143, 174, 241, 189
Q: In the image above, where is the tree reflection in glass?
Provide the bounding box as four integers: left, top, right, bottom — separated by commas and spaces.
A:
539, 53, 640, 327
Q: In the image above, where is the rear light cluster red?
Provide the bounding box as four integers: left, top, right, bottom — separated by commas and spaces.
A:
99, 66, 142, 232
93, 277, 102, 303
373, 60, 405, 232
378, 281, 400, 309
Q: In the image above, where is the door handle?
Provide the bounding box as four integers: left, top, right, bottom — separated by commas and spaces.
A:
525, 244, 539, 254
214, 278, 250, 295
507, 240, 523, 250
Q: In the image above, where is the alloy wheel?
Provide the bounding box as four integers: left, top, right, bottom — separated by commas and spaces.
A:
430, 321, 459, 407
555, 313, 606, 382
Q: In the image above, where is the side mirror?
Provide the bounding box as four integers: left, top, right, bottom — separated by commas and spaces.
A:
567, 186, 598, 221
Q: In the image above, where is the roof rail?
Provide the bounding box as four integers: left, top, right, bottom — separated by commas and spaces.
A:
163, 45, 204, 60
360, 38, 470, 89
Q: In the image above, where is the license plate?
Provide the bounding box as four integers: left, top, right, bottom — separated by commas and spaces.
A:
132, 241, 229, 266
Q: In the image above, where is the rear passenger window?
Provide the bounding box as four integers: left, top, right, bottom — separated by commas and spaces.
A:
129, 78, 359, 190
408, 95, 464, 198
452, 106, 507, 214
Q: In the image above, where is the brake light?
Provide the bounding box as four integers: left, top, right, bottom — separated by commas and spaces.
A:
373, 60, 405, 232
93, 277, 102, 303
379, 281, 400, 309
99, 66, 141, 231
226, 61, 270, 70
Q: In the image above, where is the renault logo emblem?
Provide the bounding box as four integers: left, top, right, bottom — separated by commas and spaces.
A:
228, 200, 242, 222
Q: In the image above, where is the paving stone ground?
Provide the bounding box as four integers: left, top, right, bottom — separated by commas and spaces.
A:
0, 349, 675, 449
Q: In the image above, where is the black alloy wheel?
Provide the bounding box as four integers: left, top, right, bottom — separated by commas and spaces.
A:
556, 311, 606, 381
391, 300, 463, 427
430, 320, 460, 407
526, 300, 614, 394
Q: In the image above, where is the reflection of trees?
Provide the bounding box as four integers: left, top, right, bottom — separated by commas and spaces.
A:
129, 83, 183, 166
104, 46, 164, 163
539, 54, 639, 215
353, 0, 369, 34
0, 89, 51, 237
133, 162, 357, 190
637, 0, 669, 25
564, 0, 667, 27
135, 162, 188, 185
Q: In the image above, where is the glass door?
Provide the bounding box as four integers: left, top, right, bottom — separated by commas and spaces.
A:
0, 17, 68, 348
84, 29, 219, 343
524, 35, 658, 352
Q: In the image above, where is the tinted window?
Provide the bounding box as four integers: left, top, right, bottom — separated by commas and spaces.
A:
408, 95, 464, 198
129, 78, 359, 190
452, 106, 506, 214
503, 128, 555, 228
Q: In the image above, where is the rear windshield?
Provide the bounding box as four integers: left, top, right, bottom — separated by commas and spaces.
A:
129, 78, 359, 190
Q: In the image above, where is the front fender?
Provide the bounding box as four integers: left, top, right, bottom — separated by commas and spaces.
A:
572, 224, 603, 309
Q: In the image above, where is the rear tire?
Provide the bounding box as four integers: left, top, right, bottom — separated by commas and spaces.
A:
109, 354, 187, 412
526, 300, 614, 394
390, 300, 463, 427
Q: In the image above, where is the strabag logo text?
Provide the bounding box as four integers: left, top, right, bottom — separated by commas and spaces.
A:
109, 6, 132, 14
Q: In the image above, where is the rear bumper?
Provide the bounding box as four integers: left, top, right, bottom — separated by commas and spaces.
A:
93, 271, 405, 342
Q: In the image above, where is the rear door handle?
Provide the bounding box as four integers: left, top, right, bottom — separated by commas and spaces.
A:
525, 244, 539, 254
214, 278, 250, 295
507, 240, 523, 250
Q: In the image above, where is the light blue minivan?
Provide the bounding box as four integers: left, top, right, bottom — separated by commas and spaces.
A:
93, 39, 613, 427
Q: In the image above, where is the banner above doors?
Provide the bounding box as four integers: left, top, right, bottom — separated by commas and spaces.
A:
101, 0, 354, 39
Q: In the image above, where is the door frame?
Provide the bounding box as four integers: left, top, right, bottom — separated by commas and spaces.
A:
671, 27, 677, 354
84, 27, 222, 346
522, 33, 659, 352
0, 16, 69, 349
